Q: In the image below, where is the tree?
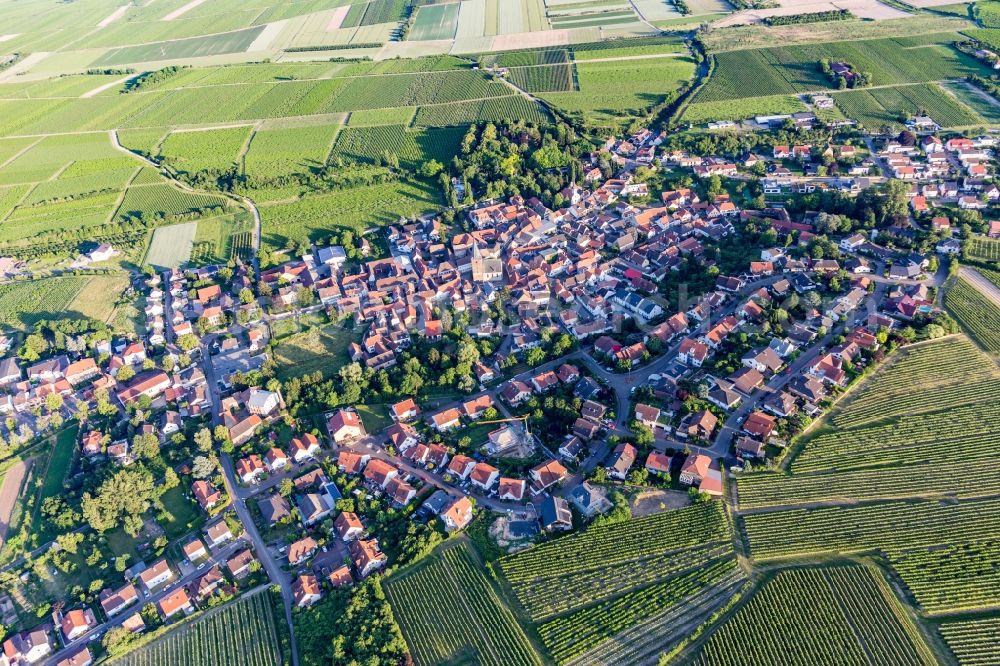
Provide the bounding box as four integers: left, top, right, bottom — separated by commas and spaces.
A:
279, 478, 294, 497
630, 422, 654, 447
45, 392, 63, 412
116, 365, 135, 382
177, 334, 199, 352
191, 456, 216, 480
163, 467, 180, 490
81, 467, 157, 534
131, 433, 160, 461
194, 427, 213, 453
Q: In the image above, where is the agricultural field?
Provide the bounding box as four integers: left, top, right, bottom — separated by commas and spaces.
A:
539, 558, 740, 664
964, 234, 1000, 262
242, 120, 343, 182
540, 54, 696, 129
738, 333, 1000, 617
693, 565, 936, 666
410, 2, 461, 41
833, 83, 984, 130
500, 502, 731, 620
109, 590, 282, 666
941, 80, 1000, 123
944, 277, 1000, 352
190, 213, 254, 266
145, 221, 198, 268
0, 276, 90, 329
258, 179, 441, 251
696, 34, 990, 103
385, 540, 543, 666
497, 503, 743, 664
347, 107, 416, 126
158, 126, 254, 176
507, 63, 577, 92
682, 94, 808, 124
93, 26, 268, 67
115, 183, 230, 222
330, 125, 464, 169
828, 335, 999, 428
939, 618, 1000, 665
412, 96, 549, 126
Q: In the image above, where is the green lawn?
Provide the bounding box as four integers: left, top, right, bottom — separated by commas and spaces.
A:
357, 404, 392, 434
273, 324, 356, 380
30, 426, 79, 543
157, 486, 203, 540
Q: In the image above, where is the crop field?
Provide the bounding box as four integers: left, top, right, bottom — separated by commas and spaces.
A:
385, 540, 542, 666
739, 456, 1000, 510
828, 336, 999, 428
500, 502, 731, 620
682, 94, 808, 123
109, 590, 281, 666
0, 191, 120, 243
964, 234, 1000, 263
330, 125, 464, 169
410, 3, 461, 41
942, 81, 1000, 123
67, 274, 136, 324
0, 277, 89, 329
693, 566, 936, 666
259, 178, 441, 250
115, 183, 229, 222
540, 55, 695, 128
347, 107, 416, 126
242, 121, 342, 181
507, 63, 577, 92
787, 400, 1000, 475
696, 35, 990, 102
190, 213, 254, 265
939, 618, 1000, 665
833, 83, 983, 130
539, 558, 739, 664
945, 278, 1000, 353
413, 95, 549, 126
158, 126, 253, 176
93, 26, 267, 67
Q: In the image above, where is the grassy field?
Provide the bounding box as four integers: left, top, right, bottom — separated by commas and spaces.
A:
31, 426, 79, 543
273, 323, 355, 379
356, 404, 392, 434
108, 589, 281, 666
385, 539, 543, 666
146, 221, 198, 267
682, 95, 808, 124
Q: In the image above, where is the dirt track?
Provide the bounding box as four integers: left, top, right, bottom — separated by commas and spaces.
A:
960, 267, 1000, 310
0, 459, 31, 551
